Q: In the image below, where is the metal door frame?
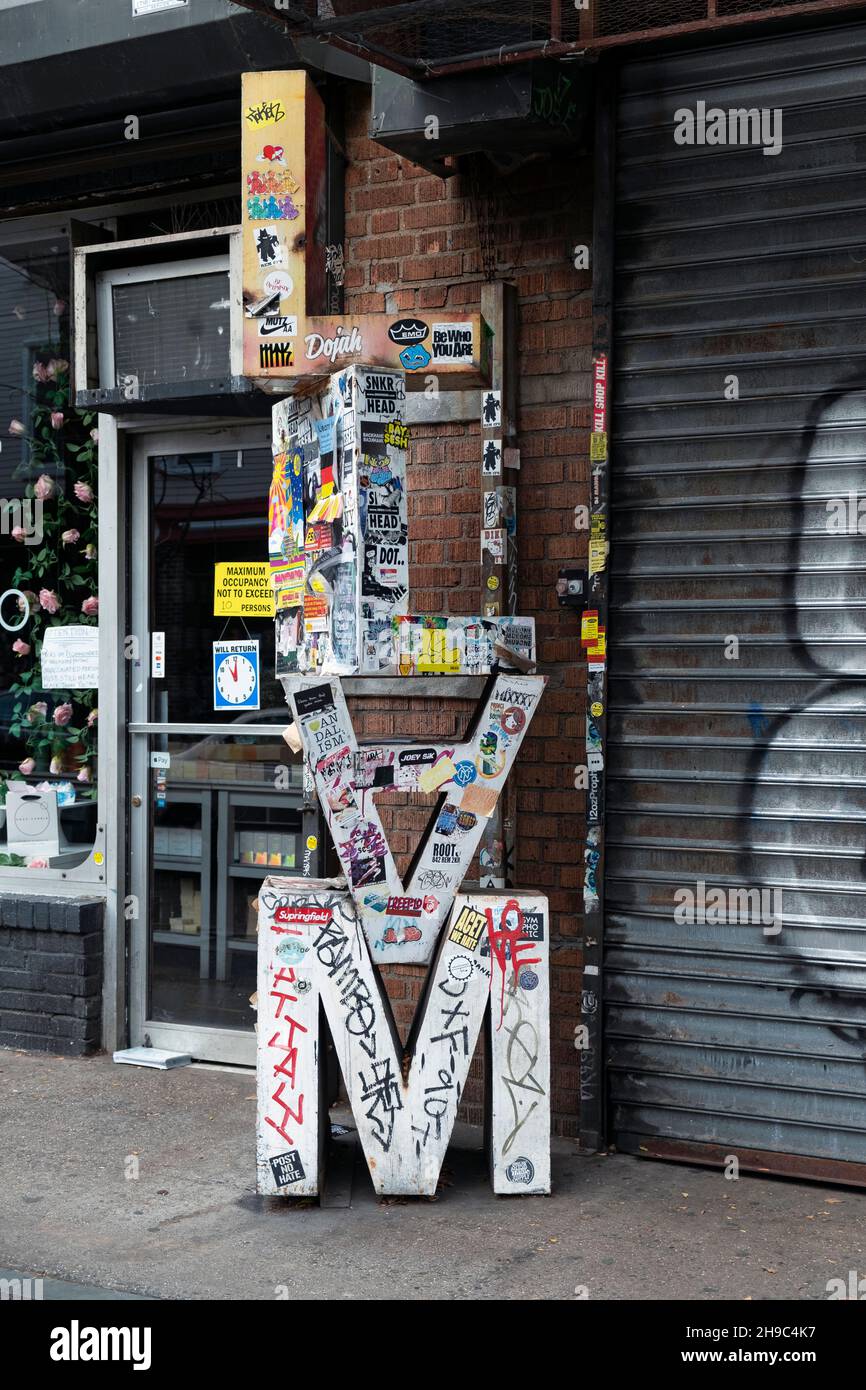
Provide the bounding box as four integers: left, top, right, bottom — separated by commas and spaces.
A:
126, 420, 293, 1065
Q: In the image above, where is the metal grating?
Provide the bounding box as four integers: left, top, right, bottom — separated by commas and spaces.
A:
606, 18, 866, 1178
234, 0, 866, 74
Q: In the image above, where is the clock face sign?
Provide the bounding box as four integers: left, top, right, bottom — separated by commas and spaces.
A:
213, 640, 260, 711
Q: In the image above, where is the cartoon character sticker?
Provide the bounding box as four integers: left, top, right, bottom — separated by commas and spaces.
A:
399, 343, 431, 371
254, 225, 285, 268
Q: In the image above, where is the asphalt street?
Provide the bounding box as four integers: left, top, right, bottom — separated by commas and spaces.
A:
1, 1051, 863, 1301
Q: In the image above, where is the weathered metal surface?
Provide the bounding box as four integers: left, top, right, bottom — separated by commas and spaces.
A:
619, 1136, 866, 1188
606, 21, 866, 1180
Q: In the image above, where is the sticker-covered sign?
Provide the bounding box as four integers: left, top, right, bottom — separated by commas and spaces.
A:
256, 882, 550, 1198
242, 70, 489, 383
289, 673, 546, 964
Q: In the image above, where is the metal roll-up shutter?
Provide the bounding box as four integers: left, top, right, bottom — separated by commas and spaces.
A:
607, 20, 866, 1183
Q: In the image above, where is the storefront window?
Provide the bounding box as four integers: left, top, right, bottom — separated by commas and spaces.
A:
0, 234, 99, 870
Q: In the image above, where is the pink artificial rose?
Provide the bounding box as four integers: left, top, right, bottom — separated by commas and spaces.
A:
12, 639, 30, 657
27, 858, 49, 870
77, 766, 91, 784
52, 299, 66, 318
74, 481, 94, 504
81, 596, 99, 617
61, 528, 80, 546
46, 357, 69, 378
27, 702, 47, 723
33, 473, 55, 500
32, 361, 50, 383
49, 756, 63, 775
10, 526, 25, 543
90, 428, 99, 443
39, 588, 61, 614
18, 757, 35, 775
8, 419, 25, 437
18, 591, 37, 616
53, 702, 73, 727
82, 543, 97, 560
49, 411, 64, 430
87, 709, 98, 727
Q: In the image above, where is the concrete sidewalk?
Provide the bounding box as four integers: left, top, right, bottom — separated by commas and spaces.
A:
1, 1050, 864, 1301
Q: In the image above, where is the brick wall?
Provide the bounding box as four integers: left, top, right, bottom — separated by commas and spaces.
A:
0, 895, 104, 1055
344, 91, 593, 1137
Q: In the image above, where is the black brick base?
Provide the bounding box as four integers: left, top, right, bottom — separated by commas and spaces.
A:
0, 894, 104, 1055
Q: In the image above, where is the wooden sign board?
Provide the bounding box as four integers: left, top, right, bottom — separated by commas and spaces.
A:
241, 71, 490, 385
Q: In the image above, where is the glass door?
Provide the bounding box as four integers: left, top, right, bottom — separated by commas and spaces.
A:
127, 425, 320, 1064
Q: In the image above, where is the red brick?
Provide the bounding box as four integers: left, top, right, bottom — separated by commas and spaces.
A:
340, 85, 593, 1136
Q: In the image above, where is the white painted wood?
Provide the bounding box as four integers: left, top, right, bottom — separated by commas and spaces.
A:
485, 893, 551, 1195
256, 881, 550, 1198
288, 672, 546, 965
256, 878, 339, 1197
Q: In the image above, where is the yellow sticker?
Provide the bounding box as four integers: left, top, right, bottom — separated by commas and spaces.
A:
486, 575, 500, 590
591, 701, 603, 717
214, 562, 275, 617
588, 539, 608, 576
93, 851, 105, 866
417, 628, 461, 675
590, 432, 607, 461
418, 757, 457, 794
306, 835, 318, 851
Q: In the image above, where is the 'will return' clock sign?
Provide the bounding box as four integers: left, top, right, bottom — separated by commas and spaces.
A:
213, 639, 260, 711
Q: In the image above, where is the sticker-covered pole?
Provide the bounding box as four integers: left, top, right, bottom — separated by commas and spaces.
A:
480, 282, 521, 890
578, 62, 616, 1154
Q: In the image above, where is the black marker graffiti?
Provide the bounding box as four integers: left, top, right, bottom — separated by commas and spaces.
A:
499, 986, 545, 1155
358, 1057, 402, 1152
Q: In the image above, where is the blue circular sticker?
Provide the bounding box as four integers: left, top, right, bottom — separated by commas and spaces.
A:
453, 760, 477, 788
519, 969, 539, 991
